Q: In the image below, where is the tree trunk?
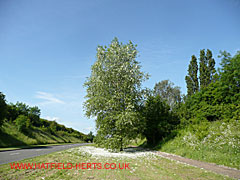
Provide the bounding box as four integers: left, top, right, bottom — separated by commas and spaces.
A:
120, 137, 123, 151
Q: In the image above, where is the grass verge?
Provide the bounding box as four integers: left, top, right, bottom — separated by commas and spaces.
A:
155, 119, 240, 169
0, 122, 84, 148
0, 145, 234, 180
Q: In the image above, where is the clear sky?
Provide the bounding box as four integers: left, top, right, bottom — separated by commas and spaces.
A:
0, 0, 239, 134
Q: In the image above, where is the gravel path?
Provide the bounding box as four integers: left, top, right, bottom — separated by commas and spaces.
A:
68, 146, 157, 159
155, 151, 240, 179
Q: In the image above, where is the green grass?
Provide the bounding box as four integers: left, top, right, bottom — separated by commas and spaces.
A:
155, 119, 240, 169
0, 145, 233, 180
0, 122, 84, 148
128, 138, 147, 147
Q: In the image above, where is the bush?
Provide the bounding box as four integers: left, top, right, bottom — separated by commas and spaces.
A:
15, 115, 31, 132
49, 121, 57, 135
142, 95, 180, 145
84, 131, 94, 143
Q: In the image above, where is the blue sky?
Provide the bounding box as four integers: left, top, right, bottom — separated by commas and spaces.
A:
0, 0, 239, 134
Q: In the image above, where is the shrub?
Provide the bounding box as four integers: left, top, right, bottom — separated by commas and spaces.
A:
142, 95, 180, 145
15, 115, 31, 132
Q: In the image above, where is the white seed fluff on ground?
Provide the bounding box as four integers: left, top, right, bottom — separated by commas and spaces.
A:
72, 146, 157, 159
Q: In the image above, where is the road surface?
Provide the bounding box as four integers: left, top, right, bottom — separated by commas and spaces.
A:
0, 143, 89, 165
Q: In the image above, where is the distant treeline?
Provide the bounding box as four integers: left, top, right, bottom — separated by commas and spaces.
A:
0, 96, 87, 141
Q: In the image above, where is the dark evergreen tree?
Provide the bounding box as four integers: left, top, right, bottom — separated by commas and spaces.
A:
185, 55, 199, 96
199, 49, 208, 89
206, 49, 216, 83
199, 49, 216, 89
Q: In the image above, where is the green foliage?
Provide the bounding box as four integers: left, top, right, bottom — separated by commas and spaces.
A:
0, 93, 86, 146
84, 37, 148, 151
28, 106, 41, 126
199, 49, 208, 89
49, 121, 57, 134
38, 118, 85, 140
186, 49, 216, 96
159, 119, 240, 169
6, 103, 18, 122
6, 102, 41, 127
181, 51, 240, 124
84, 131, 94, 142
219, 51, 240, 104
15, 102, 29, 116
141, 95, 179, 145
185, 55, 199, 96
206, 49, 217, 83
188, 49, 219, 96
14, 115, 31, 132
154, 80, 181, 109
0, 92, 7, 127
0, 121, 86, 147
157, 50, 240, 169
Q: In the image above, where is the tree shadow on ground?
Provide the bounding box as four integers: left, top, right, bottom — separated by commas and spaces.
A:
131, 131, 178, 152
152, 131, 178, 150
0, 130, 27, 147
26, 128, 70, 144
123, 146, 152, 153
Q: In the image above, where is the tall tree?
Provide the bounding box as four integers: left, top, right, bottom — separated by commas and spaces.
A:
185, 55, 199, 96
154, 80, 181, 109
219, 51, 240, 103
199, 49, 208, 89
199, 49, 216, 89
206, 49, 216, 83
0, 92, 7, 127
84, 38, 148, 151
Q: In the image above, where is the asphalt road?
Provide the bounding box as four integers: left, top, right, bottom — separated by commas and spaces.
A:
0, 143, 89, 165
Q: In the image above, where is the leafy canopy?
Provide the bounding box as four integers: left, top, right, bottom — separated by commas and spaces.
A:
84, 37, 148, 150
154, 80, 181, 110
